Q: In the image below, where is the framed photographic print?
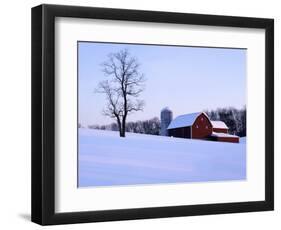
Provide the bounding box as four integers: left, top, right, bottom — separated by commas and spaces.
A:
31, 4, 274, 225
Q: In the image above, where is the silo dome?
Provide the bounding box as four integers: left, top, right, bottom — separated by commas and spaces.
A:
160, 107, 173, 136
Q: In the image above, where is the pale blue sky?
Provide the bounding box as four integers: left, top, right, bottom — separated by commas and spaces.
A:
78, 42, 246, 126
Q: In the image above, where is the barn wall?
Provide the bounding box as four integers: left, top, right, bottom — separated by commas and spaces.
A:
168, 126, 191, 139
191, 113, 212, 139
218, 136, 239, 143
210, 136, 239, 143
213, 128, 228, 133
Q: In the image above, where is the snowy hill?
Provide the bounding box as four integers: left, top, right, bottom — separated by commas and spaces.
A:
78, 129, 246, 187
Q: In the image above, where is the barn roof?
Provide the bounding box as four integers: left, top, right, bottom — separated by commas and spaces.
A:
211, 121, 228, 129
167, 112, 205, 129
211, 132, 238, 138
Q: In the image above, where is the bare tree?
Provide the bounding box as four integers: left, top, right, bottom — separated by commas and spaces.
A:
96, 49, 146, 137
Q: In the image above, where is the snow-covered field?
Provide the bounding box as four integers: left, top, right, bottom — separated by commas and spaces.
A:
78, 129, 246, 187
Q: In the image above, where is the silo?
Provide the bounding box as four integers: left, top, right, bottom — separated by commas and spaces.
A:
160, 107, 173, 136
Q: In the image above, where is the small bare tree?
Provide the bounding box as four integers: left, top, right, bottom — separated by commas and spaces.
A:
96, 49, 146, 137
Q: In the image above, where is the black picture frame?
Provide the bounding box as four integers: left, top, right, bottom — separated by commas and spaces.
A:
31, 4, 274, 225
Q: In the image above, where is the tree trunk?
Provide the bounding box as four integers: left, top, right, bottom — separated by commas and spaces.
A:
119, 122, 126, 137
120, 130, 125, 137
121, 115, 126, 137
116, 117, 123, 137
119, 129, 124, 137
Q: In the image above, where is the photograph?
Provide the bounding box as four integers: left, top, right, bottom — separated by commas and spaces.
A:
78, 42, 247, 187
31, 4, 274, 225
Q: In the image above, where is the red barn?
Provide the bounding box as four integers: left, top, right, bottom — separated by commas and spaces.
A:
211, 121, 228, 133
167, 112, 239, 143
209, 132, 239, 143
167, 112, 212, 139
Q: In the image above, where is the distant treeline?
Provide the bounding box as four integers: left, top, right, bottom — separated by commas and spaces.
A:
205, 106, 246, 137
88, 117, 161, 136
86, 107, 246, 137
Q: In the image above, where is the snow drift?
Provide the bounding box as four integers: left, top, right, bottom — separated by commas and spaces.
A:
78, 129, 246, 187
